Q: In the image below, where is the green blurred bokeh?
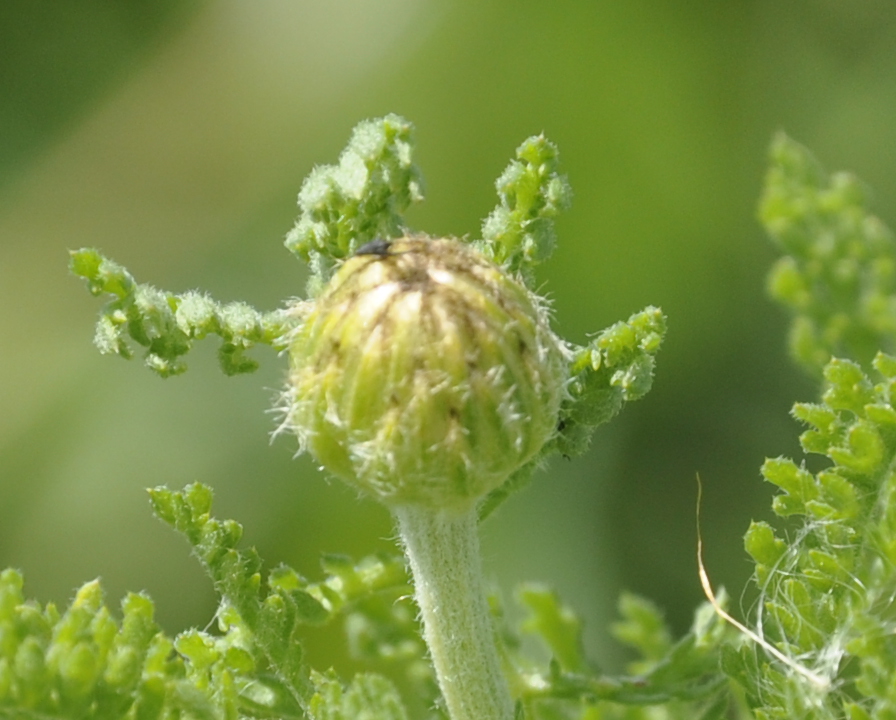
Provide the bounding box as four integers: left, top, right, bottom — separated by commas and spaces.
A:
3, 0, 896, 676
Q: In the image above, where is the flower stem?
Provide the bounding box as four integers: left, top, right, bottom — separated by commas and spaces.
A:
394, 504, 513, 720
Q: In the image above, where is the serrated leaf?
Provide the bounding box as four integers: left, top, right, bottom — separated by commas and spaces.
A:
71, 249, 292, 378
744, 521, 786, 568
309, 670, 409, 720
519, 585, 587, 673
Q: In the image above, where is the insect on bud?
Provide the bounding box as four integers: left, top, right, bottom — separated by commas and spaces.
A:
284, 236, 567, 512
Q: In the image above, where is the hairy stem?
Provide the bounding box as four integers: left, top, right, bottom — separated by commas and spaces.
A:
394, 504, 513, 720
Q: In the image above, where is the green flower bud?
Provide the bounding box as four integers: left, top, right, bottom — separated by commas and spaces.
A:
284, 236, 567, 512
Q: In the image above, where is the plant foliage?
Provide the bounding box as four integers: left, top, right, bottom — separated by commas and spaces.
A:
762, 131, 896, 376
720, 134, 896, 719
0, 484, 732, 720
69, 249, 292, 377
14, 121, 896, 719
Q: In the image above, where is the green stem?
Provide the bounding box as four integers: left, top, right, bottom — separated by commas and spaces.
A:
394, 504, 513, 720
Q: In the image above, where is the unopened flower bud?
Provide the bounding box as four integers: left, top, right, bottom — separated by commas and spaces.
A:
284, 236, 567, 512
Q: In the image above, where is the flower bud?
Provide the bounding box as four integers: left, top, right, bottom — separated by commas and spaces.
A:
284, 236, 567, 512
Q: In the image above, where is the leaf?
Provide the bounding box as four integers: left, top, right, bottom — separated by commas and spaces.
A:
309, 670, 409, 720
519, 584, 588, 674
479, 134, 572, 283
553, 306, 667, 458
284, 114, 424, 295
726, 134, 896, 719
148, 484, 415, 718
71, 248, 293, 377
760, 133, 896, 375
511, 586, 732, 716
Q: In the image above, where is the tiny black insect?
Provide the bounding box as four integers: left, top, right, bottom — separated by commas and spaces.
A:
354, 238, 392, 257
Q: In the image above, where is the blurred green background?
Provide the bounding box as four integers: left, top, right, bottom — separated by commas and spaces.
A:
2, 0, 896, 676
